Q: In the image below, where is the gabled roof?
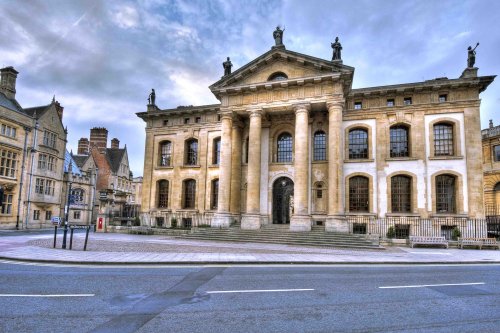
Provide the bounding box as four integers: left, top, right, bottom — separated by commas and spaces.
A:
209, 47, 354, 94
0, 91, 23, 113
72, 154, 90, 169
23, 104, 51, 118
105, 148, 126, 173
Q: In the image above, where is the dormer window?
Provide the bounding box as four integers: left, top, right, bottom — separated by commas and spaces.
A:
268, 72, 288, 81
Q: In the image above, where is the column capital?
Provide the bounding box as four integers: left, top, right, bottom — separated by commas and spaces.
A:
326, 100, 344, 110
247, 107, 263, 118
293, 103, 311, 114
220, 111, 234, 121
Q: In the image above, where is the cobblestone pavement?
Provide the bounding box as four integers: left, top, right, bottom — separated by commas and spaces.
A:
0, 231, 499, 264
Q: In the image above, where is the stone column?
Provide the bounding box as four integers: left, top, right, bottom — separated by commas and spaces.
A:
325, 100, 347, 232
241, 108, 262, 229
212, 113, 233, 227
290, 103, 311, 231
229, 121, 242, 218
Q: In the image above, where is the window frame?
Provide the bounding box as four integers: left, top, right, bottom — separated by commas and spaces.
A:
313, 131, 327, 161
183, 179, 196, 209
185, 139, 198, 166
276, 132, 293, 163
389, 125, 410, 158
348, 128, 369, 159
348, 176, 370, 212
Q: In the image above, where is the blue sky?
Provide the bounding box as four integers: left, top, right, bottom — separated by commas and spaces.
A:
1, 0, 499, 176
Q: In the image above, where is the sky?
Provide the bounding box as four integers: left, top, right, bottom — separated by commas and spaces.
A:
1, 0, 499, 177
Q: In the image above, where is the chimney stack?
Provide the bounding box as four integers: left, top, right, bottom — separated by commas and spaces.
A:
89, 127, 108, 153
0, 66, 18, 100
55, 101, 64, 120
78, 138, 89, 155
111, 138, 120, 149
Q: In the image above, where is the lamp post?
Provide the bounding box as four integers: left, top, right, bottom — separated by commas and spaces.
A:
62, 161, 73, 249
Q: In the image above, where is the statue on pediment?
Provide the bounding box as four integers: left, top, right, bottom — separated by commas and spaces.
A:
222, 57, 233, 76
331, 37, 342, 61
467, 43, 479, 68
148, 89, 156, 106
273, 26, 285, 46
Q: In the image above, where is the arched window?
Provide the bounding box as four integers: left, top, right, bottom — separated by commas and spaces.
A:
213, 137, 221, 165
391, 175, 411, 212
185, 139, 198, 165
277, 132, 293, 163
434, 123, 454, 156
211, 179, 219, 210
159, 141, 172, 166
348, 128, 368, 159
390, 125, 409, 157
349, 176, 369, 212
70, 188, 85, 204
436, 174, 456, 213
313, 131, 326, 161
183, 179, 196, 209
157, 180, 169, 208
268, 72, 288, 81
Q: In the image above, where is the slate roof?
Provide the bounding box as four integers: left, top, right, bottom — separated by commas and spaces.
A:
105, 148, 125, 173
0, 92, 23, 112
72, 155, 89, 169
23, 104, 51, 118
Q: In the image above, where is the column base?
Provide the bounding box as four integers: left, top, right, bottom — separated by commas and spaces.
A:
325, 215, 348, 233
241, 214, 261, 230
212, 212, 233, 228
290, 215, 311, 232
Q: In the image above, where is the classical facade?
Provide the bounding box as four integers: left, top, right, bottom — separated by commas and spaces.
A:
138, 33, 495, 233
482, 120, 500, 215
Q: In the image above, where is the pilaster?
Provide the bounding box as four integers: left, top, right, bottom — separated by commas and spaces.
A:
213, 112, 233, 227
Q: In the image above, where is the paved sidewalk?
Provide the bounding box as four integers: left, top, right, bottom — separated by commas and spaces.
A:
0, 232, 499, 265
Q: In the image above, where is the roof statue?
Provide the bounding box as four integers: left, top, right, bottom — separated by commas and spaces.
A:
273, 26, 285, 47
331, 36, 342, 61
148, 89, 156, 106
467, 42, 479, 68
222, 57, 233, 76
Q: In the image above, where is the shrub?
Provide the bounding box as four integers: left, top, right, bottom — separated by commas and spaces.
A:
170, 217, 177, 228
134, 216, 141, 226
386, 226, 396, 239
452, 227, 461, 241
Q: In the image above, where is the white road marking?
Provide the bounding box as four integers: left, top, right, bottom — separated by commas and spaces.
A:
408, 252, 451, 255
0, 294, 95, 297
379, 282, 485, 289
206, 288, 315, 294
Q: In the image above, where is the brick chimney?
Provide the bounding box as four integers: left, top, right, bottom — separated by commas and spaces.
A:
78, 138, 89, 155
55, 101, 64, 120
111, 138, 120, 149
89, 127, 108, 153
0, 66, 18, 100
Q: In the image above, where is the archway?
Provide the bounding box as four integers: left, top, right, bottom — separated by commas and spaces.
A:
272, 177, 294, 224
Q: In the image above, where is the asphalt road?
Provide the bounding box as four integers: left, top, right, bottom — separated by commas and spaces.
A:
0, 263, 499, 333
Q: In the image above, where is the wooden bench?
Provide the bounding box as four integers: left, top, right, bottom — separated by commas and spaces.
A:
458, 238, 499, 250
409, 236, 449, 249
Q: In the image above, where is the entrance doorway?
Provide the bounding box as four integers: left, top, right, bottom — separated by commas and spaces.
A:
272, 177, 294, 224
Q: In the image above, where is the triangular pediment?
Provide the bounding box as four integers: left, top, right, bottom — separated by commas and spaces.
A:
210, 47, 354, 94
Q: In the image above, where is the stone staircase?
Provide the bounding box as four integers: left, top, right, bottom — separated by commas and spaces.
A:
180, 224, 383, 250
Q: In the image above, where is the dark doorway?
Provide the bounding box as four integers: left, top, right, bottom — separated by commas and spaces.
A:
272, 177, 294, 224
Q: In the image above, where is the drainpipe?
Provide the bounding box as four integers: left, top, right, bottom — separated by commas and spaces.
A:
24, 120, 39, 229
16, 126, 31, 229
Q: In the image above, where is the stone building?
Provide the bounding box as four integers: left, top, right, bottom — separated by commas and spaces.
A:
0, 66, 67, 229
74, 128, 133, 223
137, 32, 495, 235
482, 120, 500, 215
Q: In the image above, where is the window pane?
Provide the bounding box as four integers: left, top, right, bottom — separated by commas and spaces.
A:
184, 180, 196, 209
186, 140, 198, 165
391, 176, 411, 212
436, 175, 456, 213
158, 180, 169, 208
277, 133, 292, 163
348, 129, 368, 159
434, 124, 454, 156
213, 138, 221, 165
494, 146, 500, 162
313, 131, 326, 161
211, 179, 219, 210
349, 176, 369, 212
160, 141, 172, 166
390, 126, 409, 157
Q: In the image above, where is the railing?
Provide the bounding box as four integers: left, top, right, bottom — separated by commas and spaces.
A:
145, 211, 214, 229
345, 216, 491, 240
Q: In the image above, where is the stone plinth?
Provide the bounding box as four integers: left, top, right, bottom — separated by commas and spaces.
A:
325, 216, 348, 233
460, 67, 478, 78
212, 212, 233, 228
241, 214, 261, 230
290, 215, 311, 232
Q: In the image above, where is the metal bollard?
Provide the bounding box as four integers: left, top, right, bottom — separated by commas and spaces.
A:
69, 228, 74, 250
53, 226, 57, 248
84, 226, 90, 251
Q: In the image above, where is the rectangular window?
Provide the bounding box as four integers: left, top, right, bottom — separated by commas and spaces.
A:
33, 210, 40, 220
73, 211, 81, 219
494, 145, 500, 162
45, 211, 52, 220
434, 124, 454, 156
403, 97, 412, 105
38, 154, 47, 170
42, 130, 57, 148
184, 118, 190, 124
1, 194, 13, 214
44, 180, 54, 196
439, 94, 448, 102
163, 120, 169, 126
387, 99, 395, 107
354, 101, 362, 110
317, 190, 323, 199
1, 124, 17, 138
0, 149, 18, 178
47, 156, 55, 171
35, 178, 44, 194
195, 117, 201, 123
352, 223, 367, 234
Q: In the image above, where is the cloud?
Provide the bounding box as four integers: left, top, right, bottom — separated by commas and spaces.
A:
111, 5, 140, 29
